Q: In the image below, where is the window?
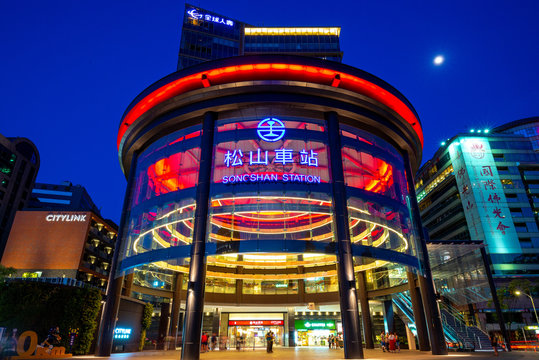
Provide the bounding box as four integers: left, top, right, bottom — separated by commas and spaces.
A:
304, 277, 338, 293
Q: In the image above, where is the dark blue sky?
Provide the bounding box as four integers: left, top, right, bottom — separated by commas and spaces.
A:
1, 0, 538, 223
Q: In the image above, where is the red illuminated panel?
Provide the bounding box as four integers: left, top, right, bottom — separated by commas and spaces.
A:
146, 149, 200, 196
229, 320, 284, 326
342, 148, 394, 195
118, 64, 422, 149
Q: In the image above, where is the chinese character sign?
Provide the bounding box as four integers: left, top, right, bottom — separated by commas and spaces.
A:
449, 138, 520, 254
449, 141, 484, 241
187, 9, 234, 26
214, 118, 329, 185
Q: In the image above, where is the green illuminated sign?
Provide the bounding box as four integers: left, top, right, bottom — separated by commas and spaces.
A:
295, 320, 335, 330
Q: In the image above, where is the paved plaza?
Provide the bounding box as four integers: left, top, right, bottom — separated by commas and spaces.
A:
75, 348, 538, 360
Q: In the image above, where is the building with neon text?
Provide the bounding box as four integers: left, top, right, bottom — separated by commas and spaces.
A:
94, 51, 454, 360
416, 117, 539, 340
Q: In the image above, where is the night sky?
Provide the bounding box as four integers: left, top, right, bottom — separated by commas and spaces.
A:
1, 0, 538, 224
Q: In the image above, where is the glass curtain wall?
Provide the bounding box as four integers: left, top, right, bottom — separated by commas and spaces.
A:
341, 125, 420, 282
120, 125, 202, 276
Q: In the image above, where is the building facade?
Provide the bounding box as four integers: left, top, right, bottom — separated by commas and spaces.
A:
178, 4, 342, 70
0, 134, 39, 258
1, 210, 118, 291
99, 55, 449, 359
26, 181, 102, 214
416, 117, 539, 334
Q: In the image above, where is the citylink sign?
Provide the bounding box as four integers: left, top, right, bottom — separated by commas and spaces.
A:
114, 327, 132, 340
46, 214, 87, 222
221, 118, 322, 185
187, 8, 234, 27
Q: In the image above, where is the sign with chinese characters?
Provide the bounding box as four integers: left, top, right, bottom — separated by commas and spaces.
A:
218, 118, 324, 185
449, 138, 520, 254
187, 8, 234, 26
295, 320, 336, 330
229, 320, 284, 326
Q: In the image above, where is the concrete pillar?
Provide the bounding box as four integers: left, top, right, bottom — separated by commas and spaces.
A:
357, 271, 374, 348
123, 272, 134, 297
405, 324, 416, 350
158, 302, 171, 350
480, 247, 511, 351
219, 313, 229, 350
211, 308, 220, 338
403, 152, 447, 356
383, 299, 394, 333
96, 152, 139, 356
181, 112, 216, 360
327, 111, 363, 359
96, 276, 124, 356
288, 308, 296, 347
298, 255, 305, 302
170, 273, 183, 347
417, 274, 447, 355
407, 270, 429, 351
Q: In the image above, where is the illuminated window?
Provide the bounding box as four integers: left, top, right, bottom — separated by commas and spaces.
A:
206, 277, 236, 294
304, 276, 338, 293
417, 165, 454, 202
242, 280, 298, 295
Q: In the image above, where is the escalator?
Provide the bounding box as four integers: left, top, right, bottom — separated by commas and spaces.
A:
392, 291, 493, 351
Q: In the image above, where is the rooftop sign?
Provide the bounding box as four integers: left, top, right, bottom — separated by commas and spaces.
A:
245, 27, 340, 36
220, 118, 322, 185
187, 8, 234, 27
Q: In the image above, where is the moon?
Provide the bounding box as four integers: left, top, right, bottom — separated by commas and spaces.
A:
434, 55, 445, 65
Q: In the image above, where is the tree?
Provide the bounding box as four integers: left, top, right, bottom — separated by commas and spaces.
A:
0, 264, 16, 281
507, 279, 538, 296
139, 303, 153, 351
490, 279, 539, 331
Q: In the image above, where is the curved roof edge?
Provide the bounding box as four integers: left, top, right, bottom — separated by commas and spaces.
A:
492, 116, 539, 133
118, 55, 422, 151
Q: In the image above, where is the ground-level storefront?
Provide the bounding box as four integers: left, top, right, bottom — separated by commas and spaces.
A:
227, 314, 285, 348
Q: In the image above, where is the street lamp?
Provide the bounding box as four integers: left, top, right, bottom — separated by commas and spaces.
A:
514, 290, 539, 325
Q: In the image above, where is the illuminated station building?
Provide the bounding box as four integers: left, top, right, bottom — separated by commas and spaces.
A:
95, 52, 454, 360
96, 5, 451, 359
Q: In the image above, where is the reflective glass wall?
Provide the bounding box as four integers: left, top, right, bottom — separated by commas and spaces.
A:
120, 126, 202, 263
341, 125, 420, 273
117, 113, 423, 300
209, 114, 332, 246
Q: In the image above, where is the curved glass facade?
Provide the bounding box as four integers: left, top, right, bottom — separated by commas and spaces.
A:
209, 114, 332, 246
117, 115, 423, 286
107, 57, 453, 358
342, 126, 419, 270
120, 126, 201, 264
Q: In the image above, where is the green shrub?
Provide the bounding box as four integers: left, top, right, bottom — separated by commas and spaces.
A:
0, 281, 101, 355
139, 303, 153, 351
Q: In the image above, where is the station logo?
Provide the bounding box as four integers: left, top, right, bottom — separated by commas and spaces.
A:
257, 117, 286, 142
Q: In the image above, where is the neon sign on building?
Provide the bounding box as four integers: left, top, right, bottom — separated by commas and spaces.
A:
187, 9, 234, 26
220, 118, 322, 185
449, 137, 521, 254
113, 328, 132, 340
